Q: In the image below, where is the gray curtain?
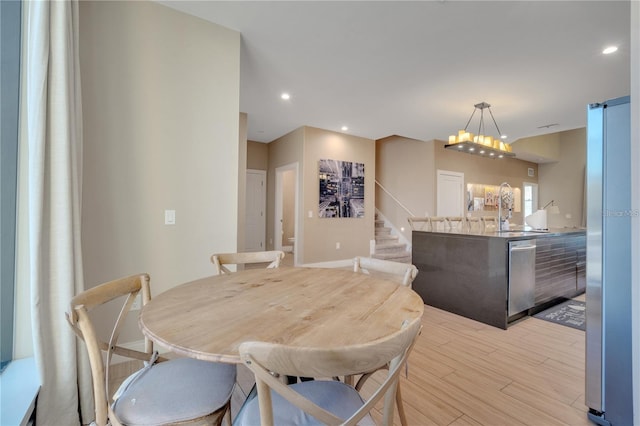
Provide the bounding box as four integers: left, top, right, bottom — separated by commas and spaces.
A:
19, 1, 92, 424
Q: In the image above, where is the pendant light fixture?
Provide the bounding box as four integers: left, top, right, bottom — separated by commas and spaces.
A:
446, 102, 514, 158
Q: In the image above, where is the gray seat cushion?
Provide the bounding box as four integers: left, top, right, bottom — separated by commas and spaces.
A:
113, 357, 236, 426
234, 380, 375, 426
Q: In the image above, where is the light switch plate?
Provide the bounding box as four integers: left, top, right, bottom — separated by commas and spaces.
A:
131, 294, 141, 310
165, 209, 176, 225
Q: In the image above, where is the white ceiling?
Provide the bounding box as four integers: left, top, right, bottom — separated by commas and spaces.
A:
159, 0, 630, 153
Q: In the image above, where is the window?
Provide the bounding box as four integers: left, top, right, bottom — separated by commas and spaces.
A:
523, 182, 538, 222
1, 0, 21, 372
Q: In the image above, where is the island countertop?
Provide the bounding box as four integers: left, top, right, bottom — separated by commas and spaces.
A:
417, 226, 585, 239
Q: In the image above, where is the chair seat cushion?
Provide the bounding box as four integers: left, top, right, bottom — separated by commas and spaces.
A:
113, 357, 236, 426
234, 380, 375, 426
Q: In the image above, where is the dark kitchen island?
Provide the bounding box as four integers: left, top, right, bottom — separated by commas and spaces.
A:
411, 227, 586, 329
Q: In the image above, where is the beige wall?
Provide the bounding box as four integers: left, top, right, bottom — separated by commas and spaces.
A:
376, 136, 436, 243
247, 140, 269, 170
538, 128, 586, 228
267, 126, 375, 264
512, 133, 561, 162
302, 127, 375, 263
80, 1, 240, 341
375, 137, 537, 235
266, 127, 304, 253
434, 140, 538, 225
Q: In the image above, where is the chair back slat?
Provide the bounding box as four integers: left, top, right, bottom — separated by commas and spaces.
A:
210, 251, 285, 274
428, 216, 447, 232
482, 216, 498, 231
446, 216, 465, 231
240, 318, 421, 426
407, 217, 430, 231
354, 256, 418, 287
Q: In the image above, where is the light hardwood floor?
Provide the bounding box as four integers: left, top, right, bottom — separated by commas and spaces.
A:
110, 259, 588, 425
230, 296, 588, 426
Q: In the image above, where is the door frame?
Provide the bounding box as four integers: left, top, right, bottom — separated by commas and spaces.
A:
275, 162, 299, 265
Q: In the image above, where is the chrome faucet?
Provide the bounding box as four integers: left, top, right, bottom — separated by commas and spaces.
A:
498, 182, 513, 231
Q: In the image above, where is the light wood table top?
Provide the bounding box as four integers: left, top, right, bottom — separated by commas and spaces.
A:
139, 267, 424, 364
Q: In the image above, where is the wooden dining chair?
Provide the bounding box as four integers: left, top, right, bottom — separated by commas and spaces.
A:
466, 216, 483, 232
66, 273, 237, 426
353, 256, 419, 288
481, 216, 498, 230
235, 318, 422, 426
210, 250, 285, 275
352, 256, 418, 426
446, 216, 465, 232
428, 216, 447, 232
407, 216, 430, 231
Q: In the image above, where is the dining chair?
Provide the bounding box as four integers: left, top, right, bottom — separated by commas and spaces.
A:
428, 216, 447, 232
481, 216, 498, 230
466, 216, 483, 232
351, 256, 418, 426
446, 216, 465, 232
211, 250, 285, 275
353, 256, 418, 288
66, 273, 237, 426
235, 317, 422, 426
407, 216, 430, 231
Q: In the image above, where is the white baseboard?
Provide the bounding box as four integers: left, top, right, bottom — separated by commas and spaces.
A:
300, 259, 353, 269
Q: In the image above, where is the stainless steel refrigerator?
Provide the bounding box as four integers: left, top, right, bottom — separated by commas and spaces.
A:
586, 96, 633, 426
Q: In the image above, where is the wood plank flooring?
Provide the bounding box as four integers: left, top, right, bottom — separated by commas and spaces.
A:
232, 295, 588, 425
110, 255, 587, 425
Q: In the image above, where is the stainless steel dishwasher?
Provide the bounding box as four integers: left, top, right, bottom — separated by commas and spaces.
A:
508, 239, 536, 316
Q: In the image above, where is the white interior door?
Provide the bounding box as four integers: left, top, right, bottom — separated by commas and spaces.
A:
437, 170, 464, 217
245, 170, 266, 252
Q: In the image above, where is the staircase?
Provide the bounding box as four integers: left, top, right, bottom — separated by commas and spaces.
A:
372, 217, 412, 263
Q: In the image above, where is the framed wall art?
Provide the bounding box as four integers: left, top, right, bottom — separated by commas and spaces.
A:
318, 159, 365, 218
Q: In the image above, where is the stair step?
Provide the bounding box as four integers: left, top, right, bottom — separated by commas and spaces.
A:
375, 234, 398, 243
375, 242, 407, 254
372, 252, 412, 263
371, 216, 410, 263
374, 227, 391, 235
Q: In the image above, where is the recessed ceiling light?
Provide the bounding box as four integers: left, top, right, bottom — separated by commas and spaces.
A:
479, 150, 485, 154
603, 46, 618, 55
500, 135, 507, 139
469, 147, 475, 152
281, 93, 290, 100
341, 126, 348, 131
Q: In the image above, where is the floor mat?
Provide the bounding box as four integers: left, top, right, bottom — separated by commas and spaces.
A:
533, 299, 586, 331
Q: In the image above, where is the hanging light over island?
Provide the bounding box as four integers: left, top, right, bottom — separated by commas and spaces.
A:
446, 102, 515, 158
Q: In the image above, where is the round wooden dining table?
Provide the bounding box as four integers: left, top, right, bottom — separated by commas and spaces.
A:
139, 266, 424, 364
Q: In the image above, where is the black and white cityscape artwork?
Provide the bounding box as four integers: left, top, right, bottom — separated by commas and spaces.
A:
318, 159, 365, 218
